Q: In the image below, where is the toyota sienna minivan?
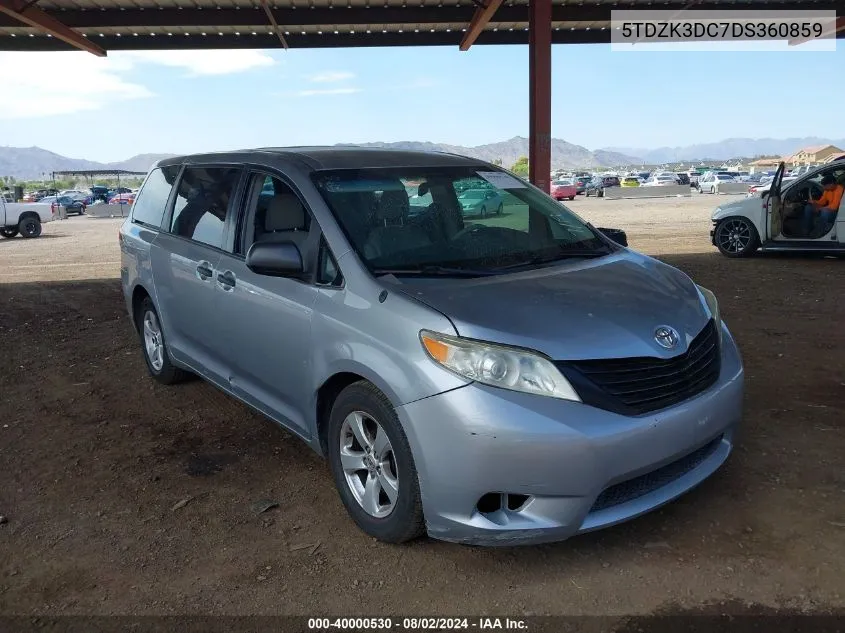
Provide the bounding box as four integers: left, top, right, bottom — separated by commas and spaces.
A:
120, 148, 744, 546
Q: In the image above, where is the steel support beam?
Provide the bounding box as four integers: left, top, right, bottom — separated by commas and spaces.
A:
460, 0, 504, 51
0, 0, 105, 55
528, 0, 552, 194
1, 3, 843, 30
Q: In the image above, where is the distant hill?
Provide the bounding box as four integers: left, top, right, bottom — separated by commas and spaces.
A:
343, 137, 640, 170
0, 140, 638, 180
0, 146, 177, 180
603, 137, 845, 164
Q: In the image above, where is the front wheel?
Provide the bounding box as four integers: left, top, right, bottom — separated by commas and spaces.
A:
715, 217, 760, 258
479, 206, 487, 217
1, 227, 18, 238
568, 196, 575, 201
496, 203, 503, 215
327, 382, 425, 544
710, 186, 716, 194
18, 217, 41, 238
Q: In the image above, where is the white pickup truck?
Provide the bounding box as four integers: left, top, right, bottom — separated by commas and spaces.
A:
1, 194, 54, 238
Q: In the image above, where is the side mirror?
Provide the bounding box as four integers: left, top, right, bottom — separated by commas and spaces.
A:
246, 241, 304, 277
597, 227, 628, 247
417, 182, 429, 197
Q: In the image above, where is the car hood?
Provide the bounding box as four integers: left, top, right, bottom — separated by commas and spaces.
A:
386, 251, 710, 361
711, 196, 757, 220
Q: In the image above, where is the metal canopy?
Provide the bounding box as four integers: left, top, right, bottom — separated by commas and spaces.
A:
2, 0, 842, 53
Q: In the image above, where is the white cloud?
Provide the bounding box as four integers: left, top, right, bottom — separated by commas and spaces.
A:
0, 52, 151, 119
0, 49, 276, 119
118, 50, 276, 76
308, 71, 355, 83
295, 87, 362, 97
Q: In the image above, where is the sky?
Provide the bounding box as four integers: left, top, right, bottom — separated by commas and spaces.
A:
0, 43, 841, 163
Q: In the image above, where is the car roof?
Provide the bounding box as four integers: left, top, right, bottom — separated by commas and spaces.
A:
156, 146, 488, 171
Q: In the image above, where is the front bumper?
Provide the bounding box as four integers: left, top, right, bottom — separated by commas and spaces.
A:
397, 323, 743, 546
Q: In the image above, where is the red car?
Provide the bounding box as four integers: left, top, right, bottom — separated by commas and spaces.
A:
550, 178, 578, 201
108, 193, 135, 205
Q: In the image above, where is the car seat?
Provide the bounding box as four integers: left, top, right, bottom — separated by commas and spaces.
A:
363, 189, 431, 261
255, 193, 309, 252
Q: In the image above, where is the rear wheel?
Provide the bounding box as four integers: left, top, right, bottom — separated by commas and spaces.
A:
480, 206, 487, 217
569, 196, 575, 201
496, 203, 503, 215
136, 297, 187, 384
327, 381, 425, 543
715, 217, 759, 258
1, 227, 18, 238
710, 186, 716, 194
18, 217, 41, 238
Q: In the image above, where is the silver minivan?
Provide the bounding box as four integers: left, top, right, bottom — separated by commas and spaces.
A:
120, 148, 744, 546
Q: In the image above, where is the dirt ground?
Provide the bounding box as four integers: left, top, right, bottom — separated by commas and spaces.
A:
1, 196, 843, 619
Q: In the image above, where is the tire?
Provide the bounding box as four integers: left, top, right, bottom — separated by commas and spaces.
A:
18, 216, 41, 238
714, 217, 760, 258
710, 186, 716, 194
598, 189, 604, 198
480, 206, 487, 217
1, 227, 18, 238
327, 381, 425, 544
135, 297, 187, 384
568, 196, 575, 201
496, 203, 503, 215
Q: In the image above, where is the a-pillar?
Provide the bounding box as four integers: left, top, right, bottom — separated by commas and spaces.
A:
528, 0, 552, 193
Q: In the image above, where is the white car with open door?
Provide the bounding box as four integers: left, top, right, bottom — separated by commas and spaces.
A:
710, 161, 845, 257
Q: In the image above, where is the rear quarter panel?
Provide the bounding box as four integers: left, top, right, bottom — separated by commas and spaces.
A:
120, 218, 160, 327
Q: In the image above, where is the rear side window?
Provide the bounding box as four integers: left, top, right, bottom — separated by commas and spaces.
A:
131, 166, 179, 228
169, 166, 242, 250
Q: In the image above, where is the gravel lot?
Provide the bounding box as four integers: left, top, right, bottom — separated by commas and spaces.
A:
1, 195, 843, 620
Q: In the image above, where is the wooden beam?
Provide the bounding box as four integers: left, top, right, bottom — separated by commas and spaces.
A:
459, 0, 504, 51
528, 0, 551, 193
0, 0, 106, 55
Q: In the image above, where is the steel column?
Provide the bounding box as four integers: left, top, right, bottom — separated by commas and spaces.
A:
528, 0, 552, 193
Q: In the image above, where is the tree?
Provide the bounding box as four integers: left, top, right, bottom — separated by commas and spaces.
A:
511, 156, 529, 176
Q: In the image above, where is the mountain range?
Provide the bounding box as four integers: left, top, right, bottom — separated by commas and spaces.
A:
602, 137, 845, 165
2, 136, 844, 180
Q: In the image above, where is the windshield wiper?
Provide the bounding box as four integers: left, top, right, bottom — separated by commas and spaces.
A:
493, 248, 610, 271
372, 265, 499, 278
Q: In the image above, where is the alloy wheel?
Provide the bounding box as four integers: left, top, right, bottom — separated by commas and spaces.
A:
143, 310, 165, 372
717, 219, 753, 254
339, 411, 399, 518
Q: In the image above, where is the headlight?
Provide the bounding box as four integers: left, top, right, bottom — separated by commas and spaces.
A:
419, 330, 581, 402
697, 285, 723, 345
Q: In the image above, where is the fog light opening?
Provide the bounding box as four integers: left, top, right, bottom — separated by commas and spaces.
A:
477, 493, 502, 514
506, 494, 530, 511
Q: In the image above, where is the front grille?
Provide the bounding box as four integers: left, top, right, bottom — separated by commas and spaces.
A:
555, 320, 720, 416
589, 436, 723, 513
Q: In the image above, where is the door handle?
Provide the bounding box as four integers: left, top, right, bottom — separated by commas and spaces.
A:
196, 261, 213, 281
217, 270, 236, 290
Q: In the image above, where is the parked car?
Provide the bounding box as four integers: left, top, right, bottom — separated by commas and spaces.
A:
675, 173, 691, 186
573, 176, 592, 195
457, 188, 503, 217
698, 173, 737, 194
109, 193, 136, 205
620, 177, 640, 188
1, 190, 54, 238
711, 161, 845, 257
550, 178, 578, 201
51, 195, 87, 216
120, 148, 743, 546
584, 175, 620, 197
747, 176, 798, 198
642, 174, 679, 187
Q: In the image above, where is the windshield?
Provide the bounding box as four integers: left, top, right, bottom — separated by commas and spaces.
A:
553, 179, 573, 185
313, 166, 613, 275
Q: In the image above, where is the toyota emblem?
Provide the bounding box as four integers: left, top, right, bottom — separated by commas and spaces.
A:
654, 326, 680, 350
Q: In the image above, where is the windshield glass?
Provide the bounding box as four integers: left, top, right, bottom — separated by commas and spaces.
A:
313, 166, 612, 275
553, 179, 573, 185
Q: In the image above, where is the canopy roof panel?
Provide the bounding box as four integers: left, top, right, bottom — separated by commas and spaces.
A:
1, 0, 842, 52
